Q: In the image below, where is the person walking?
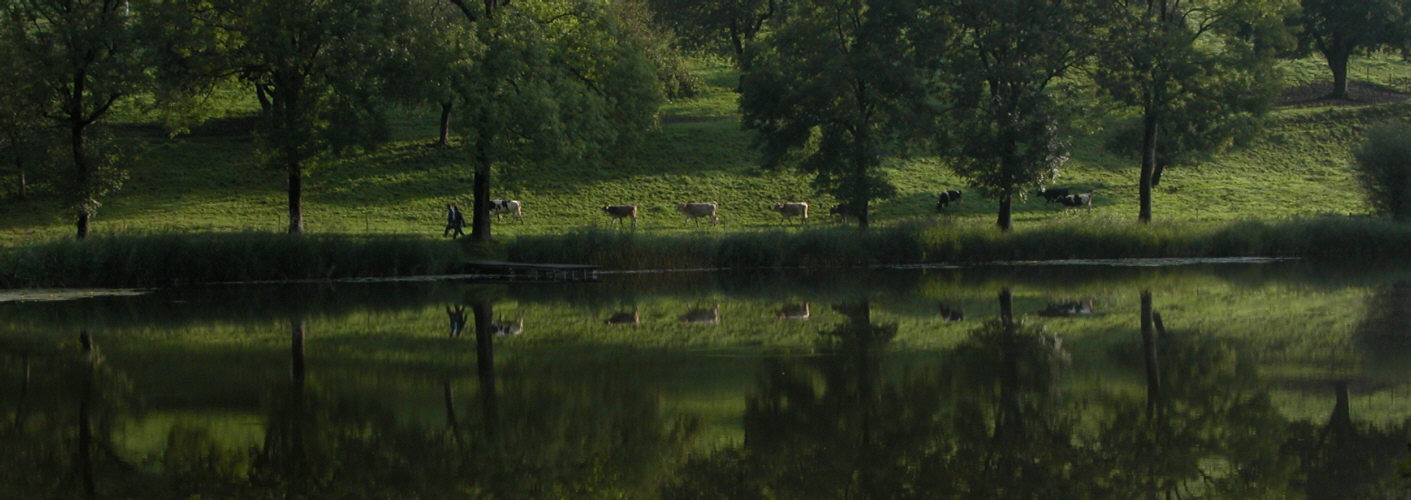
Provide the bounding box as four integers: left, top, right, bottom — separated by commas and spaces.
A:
444, 204, 465, 238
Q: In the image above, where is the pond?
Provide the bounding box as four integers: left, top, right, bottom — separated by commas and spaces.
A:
3, 261, 1411, 498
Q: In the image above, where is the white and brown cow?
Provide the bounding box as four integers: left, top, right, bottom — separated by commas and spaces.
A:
490, 316, 524, 337
777, 303, 810, 320
679, 304, 720, 324
676, 201, 719, 225
489, 199, 523, 222
771, 202, 809, 224
601, 204, 638, 229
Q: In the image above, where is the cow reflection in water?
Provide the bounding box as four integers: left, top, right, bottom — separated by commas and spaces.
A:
605, 308, 640, 326
776, 303, 810, 320
1036, 298, 1093, 317
679, 304, 720, 324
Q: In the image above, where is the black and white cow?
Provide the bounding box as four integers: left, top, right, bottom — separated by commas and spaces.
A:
771, 202, 809, 223
605, 309, 640, 326
1056, 193, 1093, 213
936, 190, 963, 211
489, 199, 523, 222
490, 316, 524, 337
776, 303, 811, 320
601, 204, 638, 229
1037, 188, 1071, 203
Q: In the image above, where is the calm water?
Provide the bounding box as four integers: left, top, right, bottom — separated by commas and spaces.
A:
4, 262, 1411, 498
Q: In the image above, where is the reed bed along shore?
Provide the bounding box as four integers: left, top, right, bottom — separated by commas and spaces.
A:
4, 216, 1408, 289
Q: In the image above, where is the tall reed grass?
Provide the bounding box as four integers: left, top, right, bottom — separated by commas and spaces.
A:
4, 217, 1409, 289
0, 232, 463, 288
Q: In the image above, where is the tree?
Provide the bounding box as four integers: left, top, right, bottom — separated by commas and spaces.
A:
1354, 121, 1411, 221
446, 0, 662, 242
1295, 0, 1411, 100
1, 0, 144, 239
158, 0, 419, 234
646, 0, 787, 70
931, 0, 1093, 231
740, 0, 931, 229
1094, 0, 1289, 224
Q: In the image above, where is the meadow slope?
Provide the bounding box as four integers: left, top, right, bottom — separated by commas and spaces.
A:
1, 56, 1409, 245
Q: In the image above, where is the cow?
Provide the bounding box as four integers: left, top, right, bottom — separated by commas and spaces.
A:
605, 309, 640, 326
1037, 188, 1071, 203
777, 303, 811, 320
935, 190, 963, 211
937, 302, 964, 322
1037, 299, 1094, 317
1056, 193, 1093, 213
829, 203, 858, 222
679, 304, 720, 324
771, 202, 809, 224
490, 316, 524, 337
676, 202, 719, 225
489, 199, 523, 222
601, 204, 638, 229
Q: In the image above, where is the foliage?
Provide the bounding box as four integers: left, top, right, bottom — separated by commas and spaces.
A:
1092, 0, 1292, 223
932, 0, 1093, 230
1, 0, 148, 238
645, 0, 787, 66
1353, 120, 1411, 221
449, 0, 664, 241
1291, 0, 1411, 98
740, 0, 930, 228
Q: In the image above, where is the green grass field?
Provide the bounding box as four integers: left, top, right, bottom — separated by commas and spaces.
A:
1, 55, 1410, 245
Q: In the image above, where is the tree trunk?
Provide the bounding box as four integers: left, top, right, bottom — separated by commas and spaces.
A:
999, 288, 1013, 326
438, 101, 453, 147
1326, 49, 1351, 100
997, 194, 1012, 231
286, 158, 303, 234
1138, 108, 1158, 224
14, 157, 25, 200
1151, 159, 1165, 187
1141, 290, 1162, 421
72, 121, 90, 240
472, 300, 498, 433
470, 123, 493, 241
77, 330, 96, 499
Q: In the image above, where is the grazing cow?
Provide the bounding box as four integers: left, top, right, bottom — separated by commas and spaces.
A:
679, 304, 720, 324
777, 303, 811, 320
829, 203, 858, 222
771, 202, 809, 224
601, 204, 638, 229
676, 202, 719, 225
605, 309, 640, 326
1056, 193, 1093, 213
937, 303, 964, 322
1037, 188, 1071, 203
489, 199, 523, 222
935, 190, 963, 211
490, 316, 524, 337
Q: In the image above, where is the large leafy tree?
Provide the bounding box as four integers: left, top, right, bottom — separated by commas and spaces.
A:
1094, 0, 1289, 224
740, 0, 932, 229
1295, 0, 1411, 99
156, 0, 418, 234
446, 0, 662, 242
931, 0, 1094, 231
1, 0, 145, 239
646, 0, 787, 70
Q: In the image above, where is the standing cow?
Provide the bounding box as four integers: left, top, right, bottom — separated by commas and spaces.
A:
771, 202, 809, 224
489, 199, 524, 222
936, 190, 963, 211
601, 204, 638, 229
1036, 187, 1071, 203
676, 202, 719, 225
1056, 193, 1093, 213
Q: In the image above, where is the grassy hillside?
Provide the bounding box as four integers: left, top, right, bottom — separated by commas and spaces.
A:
1, 55, 1410, 245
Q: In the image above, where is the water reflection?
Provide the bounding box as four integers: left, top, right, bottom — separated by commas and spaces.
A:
2, 265, 1411, 497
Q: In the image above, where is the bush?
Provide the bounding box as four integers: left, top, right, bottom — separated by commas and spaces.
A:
1354, 121, 1411, 221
